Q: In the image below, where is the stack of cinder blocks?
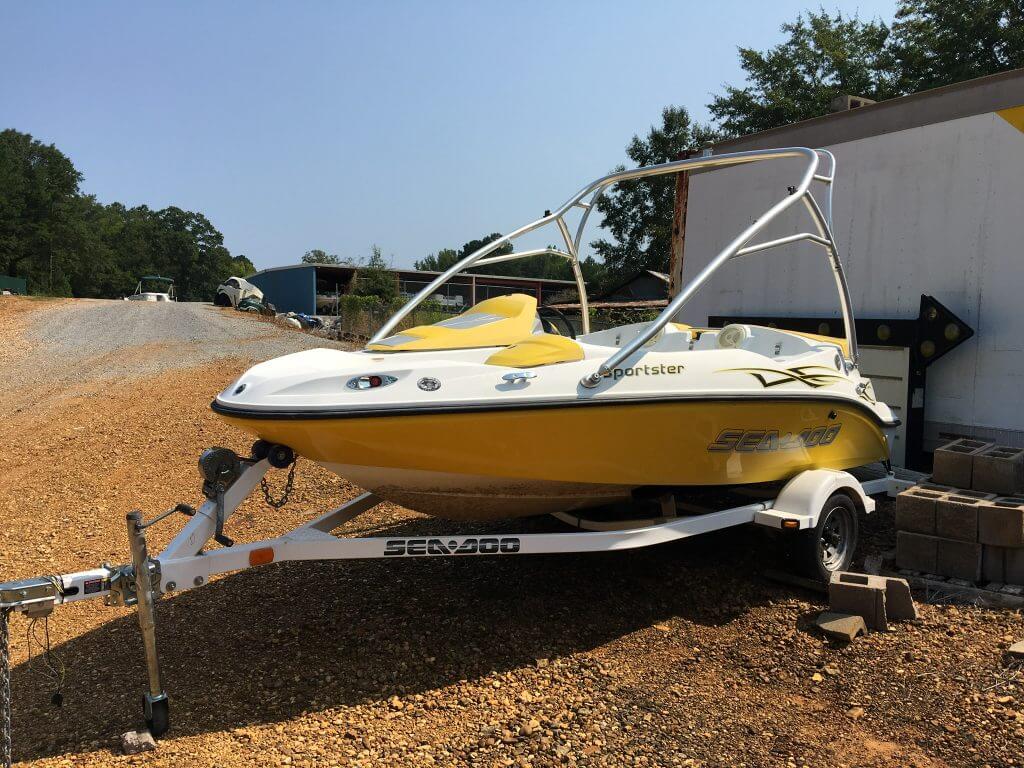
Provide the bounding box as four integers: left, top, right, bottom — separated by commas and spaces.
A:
895, 438, 1024, 588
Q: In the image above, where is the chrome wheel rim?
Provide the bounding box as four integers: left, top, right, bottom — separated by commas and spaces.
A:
819, 505, 851, 571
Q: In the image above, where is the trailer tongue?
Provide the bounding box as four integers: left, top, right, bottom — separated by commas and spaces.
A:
0, 441, 906, 765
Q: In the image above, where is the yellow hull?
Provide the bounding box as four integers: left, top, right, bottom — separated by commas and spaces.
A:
217, 398, 889, 520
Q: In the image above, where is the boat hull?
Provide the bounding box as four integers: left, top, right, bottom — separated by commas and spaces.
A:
216, 396, 890, 521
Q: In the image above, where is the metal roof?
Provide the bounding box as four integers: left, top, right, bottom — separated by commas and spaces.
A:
251, 263, 577, 285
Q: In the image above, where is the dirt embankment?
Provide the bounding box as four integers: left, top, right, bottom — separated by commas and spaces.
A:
0, 297, 1021, 768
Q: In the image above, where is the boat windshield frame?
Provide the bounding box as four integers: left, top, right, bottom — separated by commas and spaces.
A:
368, 147, 857, 387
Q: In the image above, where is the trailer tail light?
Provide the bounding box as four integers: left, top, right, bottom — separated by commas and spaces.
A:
782, 519, 800, 529
249, 547, 274, 566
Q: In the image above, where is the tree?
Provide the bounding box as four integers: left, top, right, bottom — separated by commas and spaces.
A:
302, 249, 346, 265
590, 106, 718, 280
353, 245, 397, 300
414, 248, 459, 272
891, 0, 1024, 94
708, 2, 1024, 137
0, 129, 83, 293
708, 11, 898, 136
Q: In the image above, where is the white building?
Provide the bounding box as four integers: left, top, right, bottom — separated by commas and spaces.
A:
678, 69, 1024, 466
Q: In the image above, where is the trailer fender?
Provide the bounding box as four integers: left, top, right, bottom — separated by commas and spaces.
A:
754, 469, 874, 530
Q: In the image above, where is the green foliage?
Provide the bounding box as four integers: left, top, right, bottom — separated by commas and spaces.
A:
0, 128, 246, 301
709, 1, 1024, 136
416, 233, 607, 292
353, 245, 398, 300
708, 11, 898, 136
891, 0, 1024, 93
590, 106, 719, 280
302, 249, 349, 265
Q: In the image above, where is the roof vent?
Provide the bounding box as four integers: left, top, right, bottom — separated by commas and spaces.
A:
830, 94, 876, 113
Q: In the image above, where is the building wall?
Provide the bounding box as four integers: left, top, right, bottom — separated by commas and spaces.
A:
248, 266, 316, 315
680, 108, 1024, 443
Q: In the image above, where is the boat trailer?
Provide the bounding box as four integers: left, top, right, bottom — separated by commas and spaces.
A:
0, 442, 912, 764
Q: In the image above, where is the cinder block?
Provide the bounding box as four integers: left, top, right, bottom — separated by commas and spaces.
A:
935, 492, 994, 542
896, 531, 938, 573
1006, 548, 1024, 586
979, 497, 1024, 547
895, 488, 944, 534
931, 438, 993, 488
828, 572, 887, 631
918, 482, 957, 495
936, 538, 983, 582
883, 577, 917, 620
982, 545, 1006, 583
972, 445, 1024, 496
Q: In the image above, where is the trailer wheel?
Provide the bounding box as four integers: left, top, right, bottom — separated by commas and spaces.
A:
792, 492, 859, 582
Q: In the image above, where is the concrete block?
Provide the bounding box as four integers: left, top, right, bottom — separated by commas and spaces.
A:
896, 531, 938, 574
972, 445, 1024, 495
931, 438, 992, 488
936, 538, 983, 582
883, 577, 917, 620
895, 488, 944, 534
935, 492, 994, 542
1006, 547, 1024, 586
918, 481, 957, 494
815, 612, 868, 642
982, 545, 1006, 583
979, 497, 1024, 547
828, 572, 887, 631
1009, 640, 1024, 659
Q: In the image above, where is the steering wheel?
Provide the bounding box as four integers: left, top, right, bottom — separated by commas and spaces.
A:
536, 305, 577, 339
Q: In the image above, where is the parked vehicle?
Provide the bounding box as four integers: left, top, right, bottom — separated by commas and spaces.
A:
215, 276, 263, 308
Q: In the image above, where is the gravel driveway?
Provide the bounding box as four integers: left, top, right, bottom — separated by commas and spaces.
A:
4, 299, 340, 411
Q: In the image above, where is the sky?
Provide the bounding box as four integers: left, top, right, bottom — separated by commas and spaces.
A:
1, 1, 896, 270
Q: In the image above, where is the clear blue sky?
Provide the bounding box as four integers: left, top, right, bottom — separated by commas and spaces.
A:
1, 1, 895, 270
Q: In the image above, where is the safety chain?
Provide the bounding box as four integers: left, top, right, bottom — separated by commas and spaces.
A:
260, 459, 297, 509
2, 608, 11, 768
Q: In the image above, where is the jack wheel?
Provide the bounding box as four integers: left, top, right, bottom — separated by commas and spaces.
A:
790, 492, 859, 583
266, 444, 295, 469
144, 696, 170, 738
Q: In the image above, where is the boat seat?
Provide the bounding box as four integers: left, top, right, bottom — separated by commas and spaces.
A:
485, 333, 585, 368
366, 294, 539, 352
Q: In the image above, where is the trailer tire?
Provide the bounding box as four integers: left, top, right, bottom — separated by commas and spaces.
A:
791, 492, 859, 583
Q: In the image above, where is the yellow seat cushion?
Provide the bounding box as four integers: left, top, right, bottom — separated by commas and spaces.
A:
367, 294, 538, 352
485, 333, 585, 368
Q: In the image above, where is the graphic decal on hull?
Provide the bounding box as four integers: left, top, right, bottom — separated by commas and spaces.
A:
707, 425, 842, 452
720, 365, 844, 389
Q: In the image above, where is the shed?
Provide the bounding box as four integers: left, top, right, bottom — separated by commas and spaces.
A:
246, 263, 577, 316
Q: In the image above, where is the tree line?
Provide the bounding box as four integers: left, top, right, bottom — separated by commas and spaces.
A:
0, 129, 254, 300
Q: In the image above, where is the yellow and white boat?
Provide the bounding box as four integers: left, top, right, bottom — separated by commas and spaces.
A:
213, 148, 897, 520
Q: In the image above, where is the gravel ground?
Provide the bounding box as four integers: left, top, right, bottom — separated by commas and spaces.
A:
1, 296, 1022, 768
2, 298, 338, 413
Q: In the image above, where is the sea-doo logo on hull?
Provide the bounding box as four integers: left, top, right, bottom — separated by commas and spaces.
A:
708, 425, 842, 452
383, 537, 522, 556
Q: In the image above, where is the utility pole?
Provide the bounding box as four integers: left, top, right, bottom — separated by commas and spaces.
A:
668, 150, 694, 302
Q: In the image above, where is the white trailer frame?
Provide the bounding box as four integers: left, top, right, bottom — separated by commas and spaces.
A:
0, 450, 912, 749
